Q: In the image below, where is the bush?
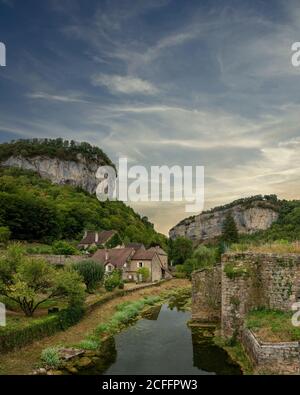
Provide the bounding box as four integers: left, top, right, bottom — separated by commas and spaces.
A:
0, 305, 85, 353
52, 240, 77, 255
173, 272, 187, 279
0, 226, 11, 246
104, 270, 122, 292
72, 260, 104, 292
41, 347, 61, 368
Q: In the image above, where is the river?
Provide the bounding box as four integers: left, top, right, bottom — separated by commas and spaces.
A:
80, 294, 242, 375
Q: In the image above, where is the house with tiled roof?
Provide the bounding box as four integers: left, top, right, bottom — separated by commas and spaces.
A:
92, 245, 172, 282
77, 230, 121, 249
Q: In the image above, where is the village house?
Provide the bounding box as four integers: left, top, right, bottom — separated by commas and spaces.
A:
77, 230, 121, 249
92, 245, 172, 282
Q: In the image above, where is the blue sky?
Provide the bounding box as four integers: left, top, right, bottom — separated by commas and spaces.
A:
0, 0, 300, 234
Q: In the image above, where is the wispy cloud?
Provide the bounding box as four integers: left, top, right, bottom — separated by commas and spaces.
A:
27, 91, 87, 103
91, 74, 158, 95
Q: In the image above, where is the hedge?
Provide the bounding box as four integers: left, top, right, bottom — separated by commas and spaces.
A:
0, 306, 84, 353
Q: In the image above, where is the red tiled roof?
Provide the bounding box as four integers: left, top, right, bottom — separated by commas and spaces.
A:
92, 248, 134, 268
78, 230, 117, 246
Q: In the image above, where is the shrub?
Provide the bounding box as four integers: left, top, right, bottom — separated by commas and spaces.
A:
41, 347, 61, 368
72, 260, 104, 292
104, 270, 122, 291
52, 240, 77, 255
173, 272, 187, 279
137, 267, 150, 282
224, 262, 249, 279
0, 226, 11, 246
175, 264, 185, 273
0, 305, 85, 353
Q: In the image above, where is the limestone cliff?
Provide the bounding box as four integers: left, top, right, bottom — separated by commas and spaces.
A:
1, 155, 102, 194
169, 200, 279, 242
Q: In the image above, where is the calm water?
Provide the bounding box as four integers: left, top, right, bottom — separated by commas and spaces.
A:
83, 302, 242, 375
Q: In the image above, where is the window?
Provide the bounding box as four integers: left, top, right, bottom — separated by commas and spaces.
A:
106, 264, 113, 272
137, 262, 143, 268
124, 262, 127, 268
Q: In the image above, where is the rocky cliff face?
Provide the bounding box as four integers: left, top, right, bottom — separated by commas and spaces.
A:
169, 202, 279, 242
1, 155, 103, 193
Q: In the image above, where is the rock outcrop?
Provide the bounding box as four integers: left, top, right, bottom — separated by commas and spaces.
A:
1, 155, 105, 193
169, 201, 279, 242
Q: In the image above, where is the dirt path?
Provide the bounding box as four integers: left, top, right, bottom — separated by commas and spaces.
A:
0, 279, 190, 375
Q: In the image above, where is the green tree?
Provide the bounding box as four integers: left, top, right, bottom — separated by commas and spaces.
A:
0, 244, 85, 316
183, 245, 217, 277
221, 212, 239, 243
52, 240, 77, 255
137, 267, 150, 282
169, 237, 193, 265
104, 270, 122, 292
72, 260, 104, 292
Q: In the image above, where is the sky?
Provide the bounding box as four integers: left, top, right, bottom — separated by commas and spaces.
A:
0, 0, 300, 235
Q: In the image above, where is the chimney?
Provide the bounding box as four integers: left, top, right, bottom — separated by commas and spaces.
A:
95, 231, 99, 243
105, 249, 109, 261
84, 230, 88, 238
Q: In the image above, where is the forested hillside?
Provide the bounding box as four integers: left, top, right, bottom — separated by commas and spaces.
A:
0, 167, 166, 247
0, 138, 114, 167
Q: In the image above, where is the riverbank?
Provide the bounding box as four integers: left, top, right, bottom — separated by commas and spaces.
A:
0, 279, 190, 375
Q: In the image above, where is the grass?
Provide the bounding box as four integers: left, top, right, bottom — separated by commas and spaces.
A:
230, 240, 300, 254
73, 295, 161, 350
40, 347, 61, 369
246, 308, 300, 342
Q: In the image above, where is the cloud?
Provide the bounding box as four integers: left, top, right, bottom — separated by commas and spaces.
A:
91, 74, 158, 95
27, 91, 87, 103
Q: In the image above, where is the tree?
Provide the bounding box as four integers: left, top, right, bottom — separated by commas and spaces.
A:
0, 244, 86, 316
104, 270, 122, 292
183, 245, 217, 277
168, 237, 193, 265
137, 267, 150, 282
221, 212, 239, 243
52, 240, 77, 255
72, 260, 104, 292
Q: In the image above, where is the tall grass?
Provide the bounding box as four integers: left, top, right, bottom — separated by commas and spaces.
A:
230, 240, 300, 254
78, 296, 161, 350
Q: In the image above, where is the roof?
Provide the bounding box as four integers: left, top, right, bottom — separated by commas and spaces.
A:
148, 246, 167, 256
78, 230, 116, 246
131, 249, 157, 260
92, 248, 134, 268
125, 243, 145, 251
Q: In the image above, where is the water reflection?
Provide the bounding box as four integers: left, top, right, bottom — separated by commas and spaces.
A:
81, 300, 241, 375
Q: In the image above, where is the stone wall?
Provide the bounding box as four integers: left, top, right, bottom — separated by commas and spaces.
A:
191, 265, 221, 322
241, 328, 300, 374
28, 254, 90, 266
221, 252, 300, 338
